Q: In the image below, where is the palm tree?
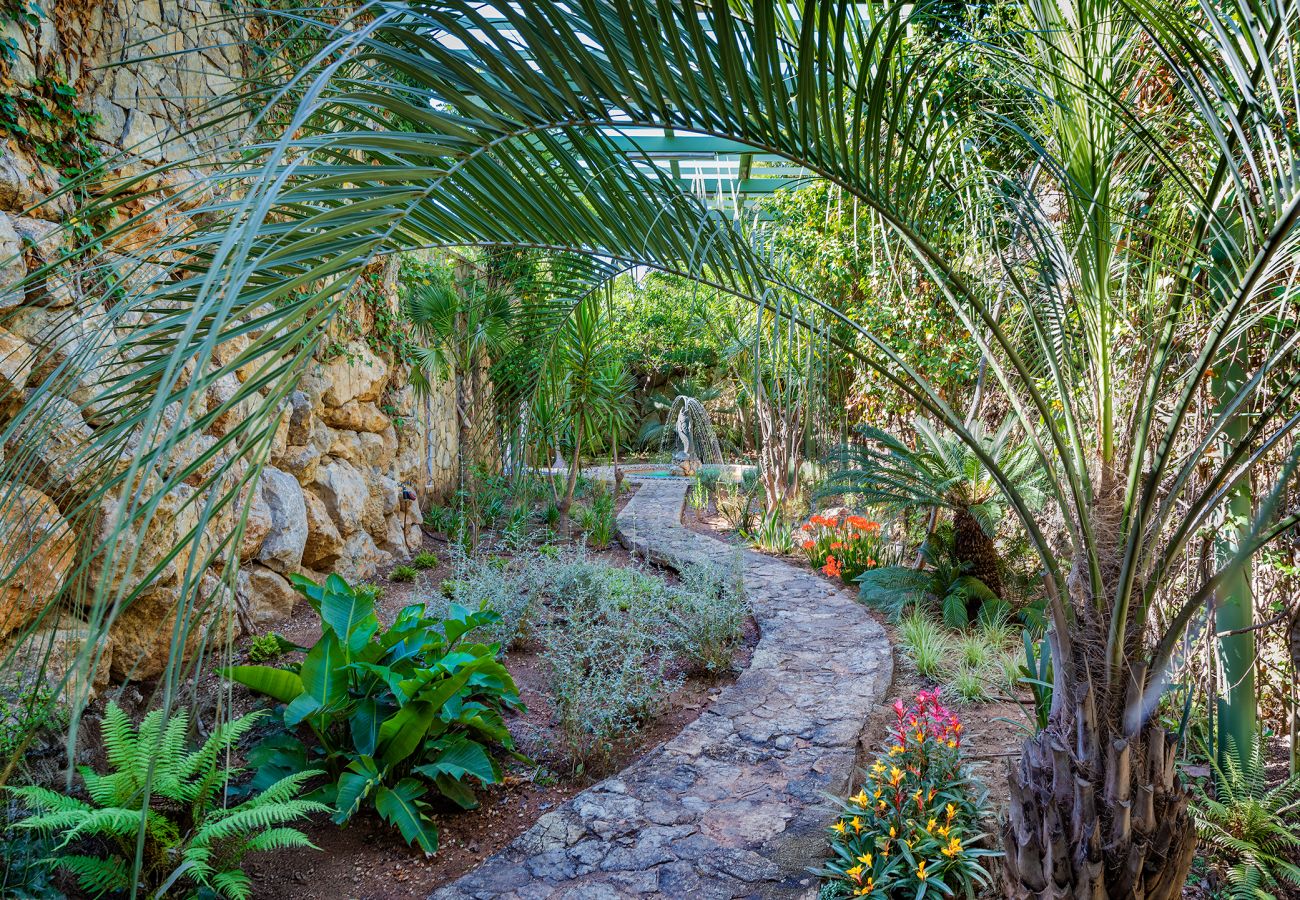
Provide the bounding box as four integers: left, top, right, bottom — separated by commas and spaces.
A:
3, 1, 1297, 895
404, 260, 513, 489
821, 417, 1046, 616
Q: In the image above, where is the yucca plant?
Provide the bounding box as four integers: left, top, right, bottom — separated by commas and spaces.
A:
1191, 737, 1300, 899
7, 704, 324, 899
1, 0, 1296, 895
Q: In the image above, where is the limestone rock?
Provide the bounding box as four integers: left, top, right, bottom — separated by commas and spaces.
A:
311, 458, 368, 536
321, 400, 391, 434
239, 563, 299, 626
0, 484, 75, 640
286, 390, 313, 444
1, 616, 113, 700
86, 481, 200, 597
301, 488, 344, 570
109, 573, 238, 682
257, 466, 307, 574
239, 479, 272, 562
336, 530, 386, 581
0, 326, 34, 396
320, 341, 387, 408
0, 213, 24, 304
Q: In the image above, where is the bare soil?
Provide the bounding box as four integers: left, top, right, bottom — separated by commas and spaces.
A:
234, 481, 758, 900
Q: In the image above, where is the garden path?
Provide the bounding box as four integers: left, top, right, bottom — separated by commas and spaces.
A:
430, 474, 892, 899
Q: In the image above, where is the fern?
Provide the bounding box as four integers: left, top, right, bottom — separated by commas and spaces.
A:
6, 702, 328, 899
1192, 736, 1300, 900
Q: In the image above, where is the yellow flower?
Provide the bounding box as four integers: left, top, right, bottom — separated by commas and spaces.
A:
946, 802, 957, 821
857, 852, 873, 867
850, 790, 870, 808
845, 864, 864, 881
873, 788, 882, 800
889, 825, 896, 838
926, 817, 937, 832
889, 744, 904, 756
872, 760, 886, 774
943, 836, 963, 858
833, 820, 847, 835
850, 816, 864, 834
917, 860, 928, 881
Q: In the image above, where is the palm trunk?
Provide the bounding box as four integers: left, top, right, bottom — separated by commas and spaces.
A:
1003, 676, 1197, 899
953, 506, 1002, 619
1212, 342, 1256, 772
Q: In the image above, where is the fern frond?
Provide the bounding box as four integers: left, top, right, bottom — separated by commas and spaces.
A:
56, 854, 134, 895
239, 826, 321, 853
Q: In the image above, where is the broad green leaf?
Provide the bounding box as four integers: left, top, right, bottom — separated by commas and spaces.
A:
376, 701, 436, 768
282, 693, 322, 728
299, 633, 349, 709
322, 581, 378, 654
417, 734, 499, 784
289, 574, 326, 614
333, 756, 380, 823
432, 772, 479, 810
222, 666, 304, 704
351, 698, 379, 757
374, 779, 438, 854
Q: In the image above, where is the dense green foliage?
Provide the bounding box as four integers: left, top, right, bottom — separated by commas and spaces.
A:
226, 575, 521, 854
8, 705, 323, 899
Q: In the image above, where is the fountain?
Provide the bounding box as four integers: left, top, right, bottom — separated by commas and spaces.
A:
661, 396, 723, 476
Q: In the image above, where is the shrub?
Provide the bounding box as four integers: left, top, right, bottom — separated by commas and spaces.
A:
856, 526, 996, 627
390, 564, 418, 582
688, 476, 710, 513
354, 582, 383, 604
439, 553, 534, 648
714, 483, 754, 531
899, 611, 950, 680
818, 690, 996, 898
412, 551, 440, 569
1191, 737, 1300, 900
800, 512, 890, 584
576, 491, 616, 549
248, 631, 295, 663
529, 553, 681, 766
744, 508, 797, 554
7, 704, 324, 900
226, 575, 522, 853
664, 557, 749, 674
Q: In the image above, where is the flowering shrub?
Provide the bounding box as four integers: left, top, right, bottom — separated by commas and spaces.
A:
818, 690, 996, 898
801, 513, 889, 584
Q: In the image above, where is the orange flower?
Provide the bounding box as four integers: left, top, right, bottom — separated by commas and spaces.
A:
822, 556, 843, 578
802, 540, 815, 550
830, 541, 843, 550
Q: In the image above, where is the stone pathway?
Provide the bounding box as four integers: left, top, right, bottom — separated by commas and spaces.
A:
431, 475, 892, 899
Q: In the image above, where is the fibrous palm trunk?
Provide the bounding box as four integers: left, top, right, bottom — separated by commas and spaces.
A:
1003, 678, 1197, 899
953, 506, 1003, 619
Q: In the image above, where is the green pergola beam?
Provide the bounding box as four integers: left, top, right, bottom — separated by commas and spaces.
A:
606, 134, 785, 159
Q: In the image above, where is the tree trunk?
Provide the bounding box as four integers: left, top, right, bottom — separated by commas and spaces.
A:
557, 428, 583, 536
1002, 682, 1197, 899
953, 506, 1002, 619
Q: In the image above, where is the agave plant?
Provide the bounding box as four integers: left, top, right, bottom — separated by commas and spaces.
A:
1, 0, 1297, 896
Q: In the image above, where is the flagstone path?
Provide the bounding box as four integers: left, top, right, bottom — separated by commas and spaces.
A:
431, 474, 892, 899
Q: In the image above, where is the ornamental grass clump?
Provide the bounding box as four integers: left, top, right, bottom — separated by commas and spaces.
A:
801, 513, 890, 584
819, 690, 996, 898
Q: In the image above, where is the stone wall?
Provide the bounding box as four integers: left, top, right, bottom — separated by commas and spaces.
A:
0, 0, 461, 688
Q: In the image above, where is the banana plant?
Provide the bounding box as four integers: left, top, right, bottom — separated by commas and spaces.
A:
224, 574, 522, 854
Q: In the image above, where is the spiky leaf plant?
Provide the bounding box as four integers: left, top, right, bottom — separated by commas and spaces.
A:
1191, 737, 1300, 900
6, 703, 324, 899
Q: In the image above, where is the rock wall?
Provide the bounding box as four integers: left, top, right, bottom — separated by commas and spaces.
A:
0, 1, 461, 687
